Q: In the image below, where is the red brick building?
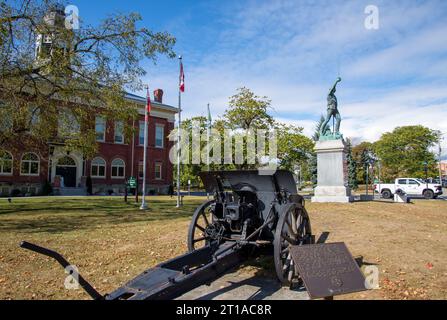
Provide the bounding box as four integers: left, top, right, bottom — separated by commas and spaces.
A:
0, 89, 178, 196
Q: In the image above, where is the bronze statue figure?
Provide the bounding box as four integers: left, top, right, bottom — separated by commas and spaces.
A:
320, 77, 342, 139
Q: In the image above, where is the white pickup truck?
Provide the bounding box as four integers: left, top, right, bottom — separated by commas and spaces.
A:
374, 178, 443, 199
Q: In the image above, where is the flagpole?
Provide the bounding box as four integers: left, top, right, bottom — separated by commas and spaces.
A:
207, 103, 211, 172
140, 85, 149, 210
206, 103, 210, 200
176, 56, 182, 208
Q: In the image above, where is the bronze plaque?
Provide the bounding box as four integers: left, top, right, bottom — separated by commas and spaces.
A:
290, 242, 367, 299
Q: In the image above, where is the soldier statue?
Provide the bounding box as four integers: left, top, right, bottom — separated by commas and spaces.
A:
320, 77, 342, 138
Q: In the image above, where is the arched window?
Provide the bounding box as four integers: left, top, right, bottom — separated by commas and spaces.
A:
57, 156, 76, 166
111, 158, 125, 178
91, 157, 106, 178
21, 153, 40, 176
0, 150, 13, 175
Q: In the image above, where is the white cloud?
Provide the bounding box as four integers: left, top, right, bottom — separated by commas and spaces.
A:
143, 0, 447, 151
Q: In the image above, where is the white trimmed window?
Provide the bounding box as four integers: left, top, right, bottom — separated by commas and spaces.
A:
111, 158, 125, 178
138, 161, 144, 178
95, 116, 106, 142
155, 124, 164, 148
114, 121, 124, 144
91, 157, 106, 178
0, 150, 13, 175
155, 163, 162, 180
21, 153, 40, 176
139, 121, 145, 145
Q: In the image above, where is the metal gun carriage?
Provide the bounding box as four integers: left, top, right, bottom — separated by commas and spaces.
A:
20, 170, 314, 299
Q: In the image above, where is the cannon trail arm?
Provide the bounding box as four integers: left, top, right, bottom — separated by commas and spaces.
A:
20, 241, 104, 300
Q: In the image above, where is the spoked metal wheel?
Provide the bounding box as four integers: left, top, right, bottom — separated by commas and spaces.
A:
187, 200, 216, 252
274, 203, 313, 286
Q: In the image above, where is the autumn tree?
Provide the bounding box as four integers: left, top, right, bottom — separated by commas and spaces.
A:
0, 0, 176, 157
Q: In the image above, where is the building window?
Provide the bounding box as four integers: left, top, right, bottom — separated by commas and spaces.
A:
138, 161, 144, 178
21, 153, 40, 176
114, 121, 124, 144
139, 121, 145, 145
155, 124, 164, 148
91, 157, 106, 178
155, 163, 162, 180
95, 116, 106, 142
0, 150, 13, 175
111, 158, 125, 178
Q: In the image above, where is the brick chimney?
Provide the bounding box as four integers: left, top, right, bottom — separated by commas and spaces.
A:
153, 89, 163, 103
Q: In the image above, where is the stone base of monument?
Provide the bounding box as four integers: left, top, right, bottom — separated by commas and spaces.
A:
312, 186, 353, 203
311, 139, 354, 203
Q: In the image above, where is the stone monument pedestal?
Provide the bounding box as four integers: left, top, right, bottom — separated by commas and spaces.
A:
311, 139, 353, 203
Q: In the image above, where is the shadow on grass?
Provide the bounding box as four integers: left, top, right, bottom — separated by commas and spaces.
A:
0, 198, 205, 234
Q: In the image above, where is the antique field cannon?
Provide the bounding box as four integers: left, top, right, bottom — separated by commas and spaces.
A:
20, 170, 314, 300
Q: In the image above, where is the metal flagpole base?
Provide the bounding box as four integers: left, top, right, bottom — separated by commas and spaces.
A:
140, 201, 148, 210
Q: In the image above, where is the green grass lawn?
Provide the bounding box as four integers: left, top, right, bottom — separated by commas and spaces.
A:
0, 196, 206, 299
1, 196, 446, 300
0, 196, 203, 234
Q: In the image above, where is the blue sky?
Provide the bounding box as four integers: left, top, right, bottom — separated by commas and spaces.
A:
72, 0, 447, 153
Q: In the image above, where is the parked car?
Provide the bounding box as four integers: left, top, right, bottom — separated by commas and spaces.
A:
374, 178, 443, 199
425, 178, 447, 188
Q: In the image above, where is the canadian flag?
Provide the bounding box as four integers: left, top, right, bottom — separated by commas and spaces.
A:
179, 61, 185, 92
145, 87, 151, 120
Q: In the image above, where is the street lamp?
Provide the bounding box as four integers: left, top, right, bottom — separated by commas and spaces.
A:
422, 160, 429, 190
364, 150, 378, 196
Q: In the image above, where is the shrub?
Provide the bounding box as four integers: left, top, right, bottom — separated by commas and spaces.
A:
10, 189, 21, 197
41, 180, 53, 196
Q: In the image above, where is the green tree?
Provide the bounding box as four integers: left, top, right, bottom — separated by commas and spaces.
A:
176, 116, 208, 187
374, 125, 439, 180
276, 122, 314, 172
178, 88, 314, 184
311, 115, 325, 142
224, 87, 274, 130
346, 138, 358, 189
221, 87, 275, 170
308, 115, 324, 186
0, 0, 176, 157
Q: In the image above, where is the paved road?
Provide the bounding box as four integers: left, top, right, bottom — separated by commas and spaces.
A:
177, 269, 309, 300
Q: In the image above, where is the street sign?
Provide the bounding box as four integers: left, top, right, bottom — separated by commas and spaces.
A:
127, 177, 137, 189
290, 242, 367, 299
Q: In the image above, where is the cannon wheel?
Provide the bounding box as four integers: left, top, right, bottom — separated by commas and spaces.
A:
187, 200, 216, 252
273, 202, 312, 286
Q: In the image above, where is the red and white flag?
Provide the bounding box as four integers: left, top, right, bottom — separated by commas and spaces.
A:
179, 61, 185, 92
145, 87, 151, 121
